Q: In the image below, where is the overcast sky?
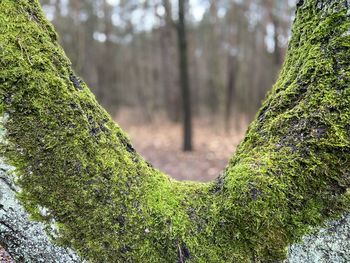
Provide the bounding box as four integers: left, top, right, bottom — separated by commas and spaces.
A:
105, 0, 207, 21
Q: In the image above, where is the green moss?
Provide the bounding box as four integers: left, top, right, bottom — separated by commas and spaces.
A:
1, 0, 350, 262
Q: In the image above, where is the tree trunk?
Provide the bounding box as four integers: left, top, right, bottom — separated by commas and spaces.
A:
267, 0, 284, 66
0, 0, 350, 262
177, 0, 193, 151
224, 54, 236, 133
160, 0, 181, 122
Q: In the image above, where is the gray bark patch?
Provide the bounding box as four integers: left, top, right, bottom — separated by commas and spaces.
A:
0, 161, 83, 262
287, 214, 350, 263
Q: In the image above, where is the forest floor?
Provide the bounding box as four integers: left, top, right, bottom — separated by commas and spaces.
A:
115, 108, 248, 181
0, 109, 249, 262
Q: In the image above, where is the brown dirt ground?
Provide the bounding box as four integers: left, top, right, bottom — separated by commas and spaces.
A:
115, 109, 248, 182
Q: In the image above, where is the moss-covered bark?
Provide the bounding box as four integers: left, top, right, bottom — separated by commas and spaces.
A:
0, 0, 350, 262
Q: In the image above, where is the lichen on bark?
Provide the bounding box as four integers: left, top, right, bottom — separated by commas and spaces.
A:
0, 0, 350, 262
0, 159, 83, 263
286, 213, 350, 263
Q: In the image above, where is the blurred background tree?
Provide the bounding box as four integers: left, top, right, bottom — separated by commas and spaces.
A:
39, 0, 296, 180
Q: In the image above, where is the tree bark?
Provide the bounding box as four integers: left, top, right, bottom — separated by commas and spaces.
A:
0, 0, 350, 262
177, 0, 193, 151
159, 0, 181, 122
224, 54, 236, 133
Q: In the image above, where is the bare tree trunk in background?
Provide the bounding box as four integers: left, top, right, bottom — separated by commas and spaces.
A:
206, 0, 223, 118
69, 0, 85, 73
54, 0, 61, 24
267, 0, 283, 66
160, 0, 180, 122
190, 38, 200, 117
96, 0, 118, 111
225, 54, 236, 133
272, 17, 282, 65
177, 0, 193, 151
224, 4, 239, 133
134, 37, 153, 122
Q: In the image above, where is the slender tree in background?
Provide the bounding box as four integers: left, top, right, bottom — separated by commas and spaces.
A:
224, 4, 239, 133
157, 0, 180, 122
96, 0, 117, 110
177, 0, 193, 151
225, 53, 237, 132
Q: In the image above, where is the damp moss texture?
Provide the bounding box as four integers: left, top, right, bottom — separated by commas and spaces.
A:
1, 0, 350, 262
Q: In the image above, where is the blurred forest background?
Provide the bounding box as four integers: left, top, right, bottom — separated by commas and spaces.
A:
39, 0, 296, 181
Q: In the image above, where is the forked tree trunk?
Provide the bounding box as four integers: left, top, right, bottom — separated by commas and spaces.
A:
0, 0, 350, 262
